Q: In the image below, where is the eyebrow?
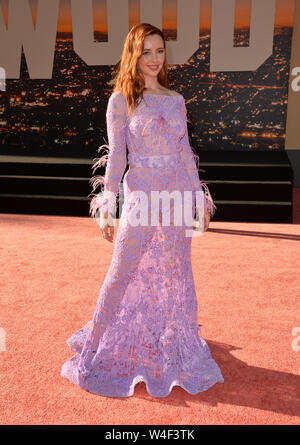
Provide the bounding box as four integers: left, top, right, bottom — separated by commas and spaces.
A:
143, 47, 164, 50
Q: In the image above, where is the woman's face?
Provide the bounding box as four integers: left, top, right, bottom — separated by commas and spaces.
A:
137, 34, 166, 81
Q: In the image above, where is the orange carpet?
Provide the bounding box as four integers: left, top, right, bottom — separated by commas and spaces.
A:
0, 189, 299, 425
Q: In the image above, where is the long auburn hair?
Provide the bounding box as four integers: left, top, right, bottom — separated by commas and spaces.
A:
110, 23, 169, 115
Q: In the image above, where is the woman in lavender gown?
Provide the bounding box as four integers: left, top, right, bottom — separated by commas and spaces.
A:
61, 23, 224, 397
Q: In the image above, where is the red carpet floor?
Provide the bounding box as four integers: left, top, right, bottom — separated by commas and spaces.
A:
0, 189, 299, 425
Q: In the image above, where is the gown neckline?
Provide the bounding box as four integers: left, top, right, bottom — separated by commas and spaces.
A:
142, 92, 183, 99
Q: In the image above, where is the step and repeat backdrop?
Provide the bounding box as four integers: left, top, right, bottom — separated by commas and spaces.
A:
0, 0, 296, 157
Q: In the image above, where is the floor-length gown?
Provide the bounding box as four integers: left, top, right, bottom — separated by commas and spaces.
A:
60, 90, 224, 397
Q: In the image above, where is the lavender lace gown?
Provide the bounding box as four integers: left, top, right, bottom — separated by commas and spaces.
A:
60, 91, 224, 397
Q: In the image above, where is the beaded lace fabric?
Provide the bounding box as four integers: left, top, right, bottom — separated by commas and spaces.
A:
60, 91, 224, 397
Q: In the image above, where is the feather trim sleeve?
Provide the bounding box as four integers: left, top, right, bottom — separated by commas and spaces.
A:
178, 97, 217, 230
88, 91, 128, 220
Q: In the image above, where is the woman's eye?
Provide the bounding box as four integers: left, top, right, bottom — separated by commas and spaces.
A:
143, 50, 164, 55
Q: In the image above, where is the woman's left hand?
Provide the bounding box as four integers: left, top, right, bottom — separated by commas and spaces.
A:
204, 209, 211, 232
193, 207, 211, 232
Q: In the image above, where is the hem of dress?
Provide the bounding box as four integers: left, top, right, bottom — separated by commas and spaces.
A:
61, 354, 224, 399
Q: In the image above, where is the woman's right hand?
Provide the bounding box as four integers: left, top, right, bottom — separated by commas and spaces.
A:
99, 211, 114, 242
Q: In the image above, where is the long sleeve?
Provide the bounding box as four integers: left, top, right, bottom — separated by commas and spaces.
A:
178, 97, 217, 230
88, 91, 128, 220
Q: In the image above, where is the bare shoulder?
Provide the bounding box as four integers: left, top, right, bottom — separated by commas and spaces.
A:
157, 86, 181, 97
169, 90, 181, 97
164, 88, 181, 97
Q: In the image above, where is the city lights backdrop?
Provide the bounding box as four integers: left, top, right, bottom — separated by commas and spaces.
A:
0, 0, 296, 158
